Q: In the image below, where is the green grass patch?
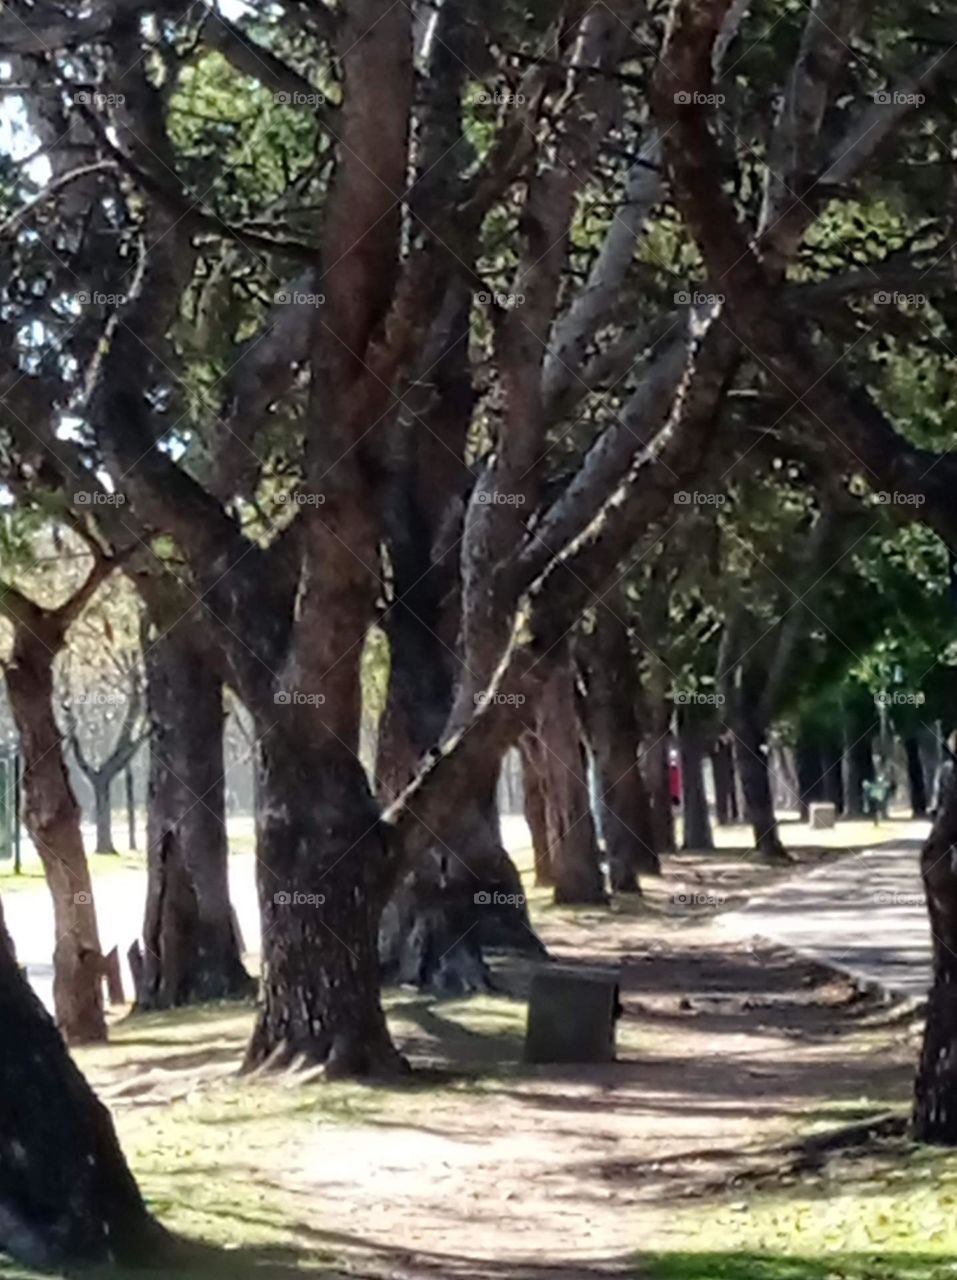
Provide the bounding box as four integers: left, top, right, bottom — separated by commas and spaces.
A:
640, 1144, 957, 1280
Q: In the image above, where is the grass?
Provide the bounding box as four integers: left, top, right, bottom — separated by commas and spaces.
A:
639, 1143, 957, 1280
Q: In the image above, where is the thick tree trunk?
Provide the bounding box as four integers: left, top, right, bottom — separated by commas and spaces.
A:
529, 659, 606, 905
711, 736, 738, 824
795, 737, 819, 822
125, 766, 137, 850
577, 618, 659, 889
5, 632, 106, 1044
905, 736, 928, 818
914, 762, 957, 1142
92, 775, 115, 854
734, 716, 786, 861
137, 623, 251, 1010
246, 724, 405, 1075
0, 903, 165, 1268
678, 717, 713, 851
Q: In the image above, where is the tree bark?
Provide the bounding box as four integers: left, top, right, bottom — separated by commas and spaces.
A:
734, 715, 786, 861
647, 729, 677, 854
711, 736, 738, 824
520, 738, 554, 887
914, 761, 957, 1143
0, 903, 165, 1268
246, 723, 405, 1075
137, 621, 251, 1010
577, 615, 659, 888
528, 658, 606, 905
4, 629, 106, 1044
678, 716, 714, 850
905, 736, 928, 818
92, 775, 115, 854
125, 766, 137, 850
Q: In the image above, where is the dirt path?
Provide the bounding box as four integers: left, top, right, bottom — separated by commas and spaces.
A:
265, 855, 921, 1280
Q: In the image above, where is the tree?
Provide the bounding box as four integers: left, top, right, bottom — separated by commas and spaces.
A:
0, 897, 164, 1266
0, 526, 110, 1044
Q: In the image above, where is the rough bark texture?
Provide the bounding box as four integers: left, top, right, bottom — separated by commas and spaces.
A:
914, 762, 957, 1143
734, 714, 786, 861
0, 902, 163, 1268
4, 628, 106, 1044
678, 717, 714, 851
526, 658, 606, 906
246, 724, 405, 1075
137, 622, 251, 1009
577, 616, 659, 889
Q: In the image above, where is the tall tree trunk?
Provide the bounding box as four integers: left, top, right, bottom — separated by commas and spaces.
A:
520, 738, 554, 887
711, 736, 738, 824
905, 736, 928, 818
647, 730, 677, 854
678, 716, 713, 850
530, 659, 606, 906
914, 760, 957, 1143
137, 622, 251, 1010
734, 714, 786, 861
4, 631, 106, 1044
92, 775, 115, 854
0, 902, 165, 1268
843, 729, 874, 818
577, 615, 659, 889
245, 724, 405, 1075
795, 736, 819, 822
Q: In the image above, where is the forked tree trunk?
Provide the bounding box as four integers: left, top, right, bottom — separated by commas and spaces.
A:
529, 659, 606, 906
137, 623, 251, 1009
92, 776, 115, 854
734, 715, 786, 861
5, 629, 106, 1043
914, 760, 957, 1142
678, 717, 713, 851
0, 903, 165, 1268
245, 722, 405, 1075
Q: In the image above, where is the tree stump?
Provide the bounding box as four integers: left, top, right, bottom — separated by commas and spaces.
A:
524, 965, 620, 1063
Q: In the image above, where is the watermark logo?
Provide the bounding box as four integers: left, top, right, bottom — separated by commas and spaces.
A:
674, 491, 726, 506
674, 290, 725, 306
74, 691, 126, 706
76, 291, 128, 306
273, 891, 326, 906
674, 91, 725, 106
873, 90, 925, 107
274, 91, 326, 107
277, 491, 326, 506
73, 891, 92, 905
274, 690, 327, 706
74, 491, 126, 506
474, 890, 526, 906
476, 290, 525, 309
673, 690, 725, 706
875, 690, 924, 707
73, 91, 125, 106
673, 890, 726, 908
477, 92, 526, 106
274, 289, 325, 306
475, 491, 526, 506
873, 291, 926, 308
874, 491, 925, 507
474, 691, 526, 708
874, 890, 923, 906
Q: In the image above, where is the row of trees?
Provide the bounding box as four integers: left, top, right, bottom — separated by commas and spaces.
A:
1, 0, 957, 1264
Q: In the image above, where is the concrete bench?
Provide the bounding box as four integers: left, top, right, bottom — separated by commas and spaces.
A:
809, 801, 836, 829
